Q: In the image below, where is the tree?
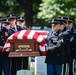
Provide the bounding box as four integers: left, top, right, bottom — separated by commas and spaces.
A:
37, 0, 76, 24
16, 0, 33, 27
0, 0, 42, 27
0, 0, 23, 16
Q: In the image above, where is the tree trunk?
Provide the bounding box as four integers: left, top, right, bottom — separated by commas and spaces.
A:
16, 0, 33, 27
25, 0, 33, 28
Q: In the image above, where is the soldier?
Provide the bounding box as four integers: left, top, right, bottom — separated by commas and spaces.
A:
58, 16, 72, 75
45, 19, 66, 75
0, 16, 3, 75
7, 14, 22, 75
17, 16, 29, 69
0, 18, 10, 75
66, 17, 75, 75
2, 18, 10, 30
7, 14, 22, 34
58, 16, 75, 75
16, 16, 28, 30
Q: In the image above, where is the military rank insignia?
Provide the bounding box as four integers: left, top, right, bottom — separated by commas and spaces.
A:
60, 39, 64, 42
53, 38, 58, 42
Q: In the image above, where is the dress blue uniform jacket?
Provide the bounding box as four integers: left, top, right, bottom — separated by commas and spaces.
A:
0, 27, 9, 59
45, 30, 65, 64
9, 25, 22, 35
45, 27, 71, 64
60, 27, 71, 63
70, 29, 76, 59
65, 28, 76, 60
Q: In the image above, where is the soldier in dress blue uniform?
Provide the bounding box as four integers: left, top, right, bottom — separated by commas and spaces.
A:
16, 16, 29, 69
66, 17, 75, 75
57, 17, 71, 62
0, 18, 10, 75
7, 14, 22, 75
7, 14, 22, 34
58, 16, 75, 75
17, 16, 28, 30
0, 16, 3, 75
58, 16, 73, 75
45, 19, 66, 75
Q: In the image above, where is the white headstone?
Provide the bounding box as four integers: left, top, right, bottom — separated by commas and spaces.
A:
17, 70, 32, 75
35, 56, 47, 75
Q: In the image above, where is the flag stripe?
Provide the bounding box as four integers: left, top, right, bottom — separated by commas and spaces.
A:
37, 31, 48, 35
2, 30, 48, 52
18, 30, 26, 39
27, 30, 36, 39
32, 32, 39, 41
37, 35, 43, 42
13, 31, 21, 40
23, 30, 31, 39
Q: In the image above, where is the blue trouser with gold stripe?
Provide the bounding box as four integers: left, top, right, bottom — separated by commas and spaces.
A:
63, 60, 74, 75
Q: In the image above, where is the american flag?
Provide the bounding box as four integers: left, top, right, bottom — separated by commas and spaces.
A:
2, 30, 48, 53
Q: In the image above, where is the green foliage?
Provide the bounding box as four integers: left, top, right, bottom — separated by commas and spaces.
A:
0, 0, 42, 27
0, 0, 76, 27
0, 0, 23, 16
30, 67, 35, 75
37, 0, 76, 23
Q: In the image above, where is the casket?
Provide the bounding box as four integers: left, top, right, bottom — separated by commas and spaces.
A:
2, 30, 47, 57
8, 39, 40, 57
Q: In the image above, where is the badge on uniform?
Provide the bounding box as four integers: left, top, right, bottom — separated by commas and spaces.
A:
5, 32, 8, 36
59, 39, 64, 42
53, 38, 58, 42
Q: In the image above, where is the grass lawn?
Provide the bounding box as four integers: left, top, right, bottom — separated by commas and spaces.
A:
30, 67, 35, 75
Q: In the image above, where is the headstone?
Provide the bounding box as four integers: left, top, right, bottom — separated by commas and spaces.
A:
17, 70, 32, 75
29, 57, 35, 69
35, 56, 47, 75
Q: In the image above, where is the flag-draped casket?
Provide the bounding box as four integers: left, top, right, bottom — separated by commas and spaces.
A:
2, 30, 48, 57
